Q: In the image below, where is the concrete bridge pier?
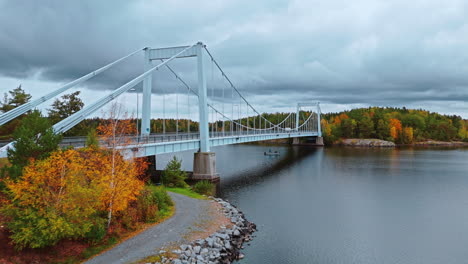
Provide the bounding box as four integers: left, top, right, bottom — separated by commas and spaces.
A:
315, 137, 324, 146
192, 152, 220, 182
292, 136, 324, 146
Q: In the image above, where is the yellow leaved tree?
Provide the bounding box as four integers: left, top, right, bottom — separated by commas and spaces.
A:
3, 149, 102, 249
94, 102, 146, 228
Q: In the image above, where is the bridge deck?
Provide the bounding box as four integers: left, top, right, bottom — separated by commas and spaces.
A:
120, 131, 318, 157
0, 131, 318, 158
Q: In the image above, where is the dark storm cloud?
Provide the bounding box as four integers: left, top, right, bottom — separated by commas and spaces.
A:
0, 0, 468, 116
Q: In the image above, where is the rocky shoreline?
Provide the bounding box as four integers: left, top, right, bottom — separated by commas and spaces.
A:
337, 138, 396, 147
335, 138, 468, 148
413, 140, 468, 147
157, 198, 256, 264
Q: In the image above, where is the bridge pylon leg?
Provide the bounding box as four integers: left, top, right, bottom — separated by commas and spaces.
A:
196, 42, 210, 152
141, 47, 152, 136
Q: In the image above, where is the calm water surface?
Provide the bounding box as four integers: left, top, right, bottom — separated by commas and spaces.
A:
157, 145, 468, 264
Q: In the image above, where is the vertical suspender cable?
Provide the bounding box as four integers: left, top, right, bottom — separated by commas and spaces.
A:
176, 84, 179, 136
163, 93, 166, 134
222, 74, 225, 136
231, 85, 234, 135
187, 85, 190, 134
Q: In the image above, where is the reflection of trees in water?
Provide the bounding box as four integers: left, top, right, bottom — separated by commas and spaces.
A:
216, 146, 319, 196
325, 146, 396, 158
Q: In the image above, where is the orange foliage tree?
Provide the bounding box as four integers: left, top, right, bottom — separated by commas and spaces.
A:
389, 118, 402, 141
333, 113, 349, 125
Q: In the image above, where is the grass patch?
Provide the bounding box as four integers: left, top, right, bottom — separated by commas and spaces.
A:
133, 255, 162, 264
80, 236, 119, 260
165, 187, 208, 200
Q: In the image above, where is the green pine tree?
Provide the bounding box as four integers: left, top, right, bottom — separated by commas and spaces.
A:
162, 156, 188, 188
4, 110, 62, 181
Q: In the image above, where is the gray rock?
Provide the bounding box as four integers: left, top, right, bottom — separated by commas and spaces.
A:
180, 244, 189, 251
213, 242, 222, 248
193, 246, 201, 254
206, 237, 214, 247
225, 241, 231, 250
215, 233, 229, 240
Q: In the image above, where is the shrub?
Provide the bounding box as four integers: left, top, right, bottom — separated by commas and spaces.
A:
193, 180, 214, 196
135, 188, 159, 223
150, 186, 173, 213
86, 128, 99, 148
162, 157, 188, 188
85, 220, 107, 244
120, 205, 139, 231
119, 185, 173, 228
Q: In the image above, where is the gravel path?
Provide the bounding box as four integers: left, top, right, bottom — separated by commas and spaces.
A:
84, 192, 215, 264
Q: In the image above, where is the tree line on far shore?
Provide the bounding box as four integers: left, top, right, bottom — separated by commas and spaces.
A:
321, 107, 468, 144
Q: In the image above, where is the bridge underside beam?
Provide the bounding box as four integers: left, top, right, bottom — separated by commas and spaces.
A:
209, 132, 318, 148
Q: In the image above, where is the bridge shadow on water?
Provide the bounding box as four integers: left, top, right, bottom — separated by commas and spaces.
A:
215, 145, 322, 197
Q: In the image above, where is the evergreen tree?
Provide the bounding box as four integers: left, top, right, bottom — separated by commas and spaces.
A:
48, 91, 84, 123
162, 156, 188, 188
0, 86, 32, 140
3, 110, 62, 181
358, 115, 375, 138
85, 128, 99, 148
341, 118, 357, 138
48, 91, 84, 136
376, 119, 389, 140
0, 85, 31, 113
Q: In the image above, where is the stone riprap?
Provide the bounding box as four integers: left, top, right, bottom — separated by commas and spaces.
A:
157, 198, 256, 264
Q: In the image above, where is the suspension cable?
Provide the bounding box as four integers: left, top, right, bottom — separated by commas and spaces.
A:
204, 47, 280, 127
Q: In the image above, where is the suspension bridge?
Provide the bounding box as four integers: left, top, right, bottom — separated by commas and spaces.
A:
0, 42, 322, 180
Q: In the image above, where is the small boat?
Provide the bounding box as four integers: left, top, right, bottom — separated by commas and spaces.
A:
264, 149, 280, 156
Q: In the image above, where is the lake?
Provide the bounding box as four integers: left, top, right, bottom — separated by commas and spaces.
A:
156, 145, 468, 264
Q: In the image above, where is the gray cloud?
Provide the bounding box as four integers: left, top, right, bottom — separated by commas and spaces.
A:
0, 0, 468, 117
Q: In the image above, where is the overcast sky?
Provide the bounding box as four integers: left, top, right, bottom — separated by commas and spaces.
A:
1, 0, 467, 119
